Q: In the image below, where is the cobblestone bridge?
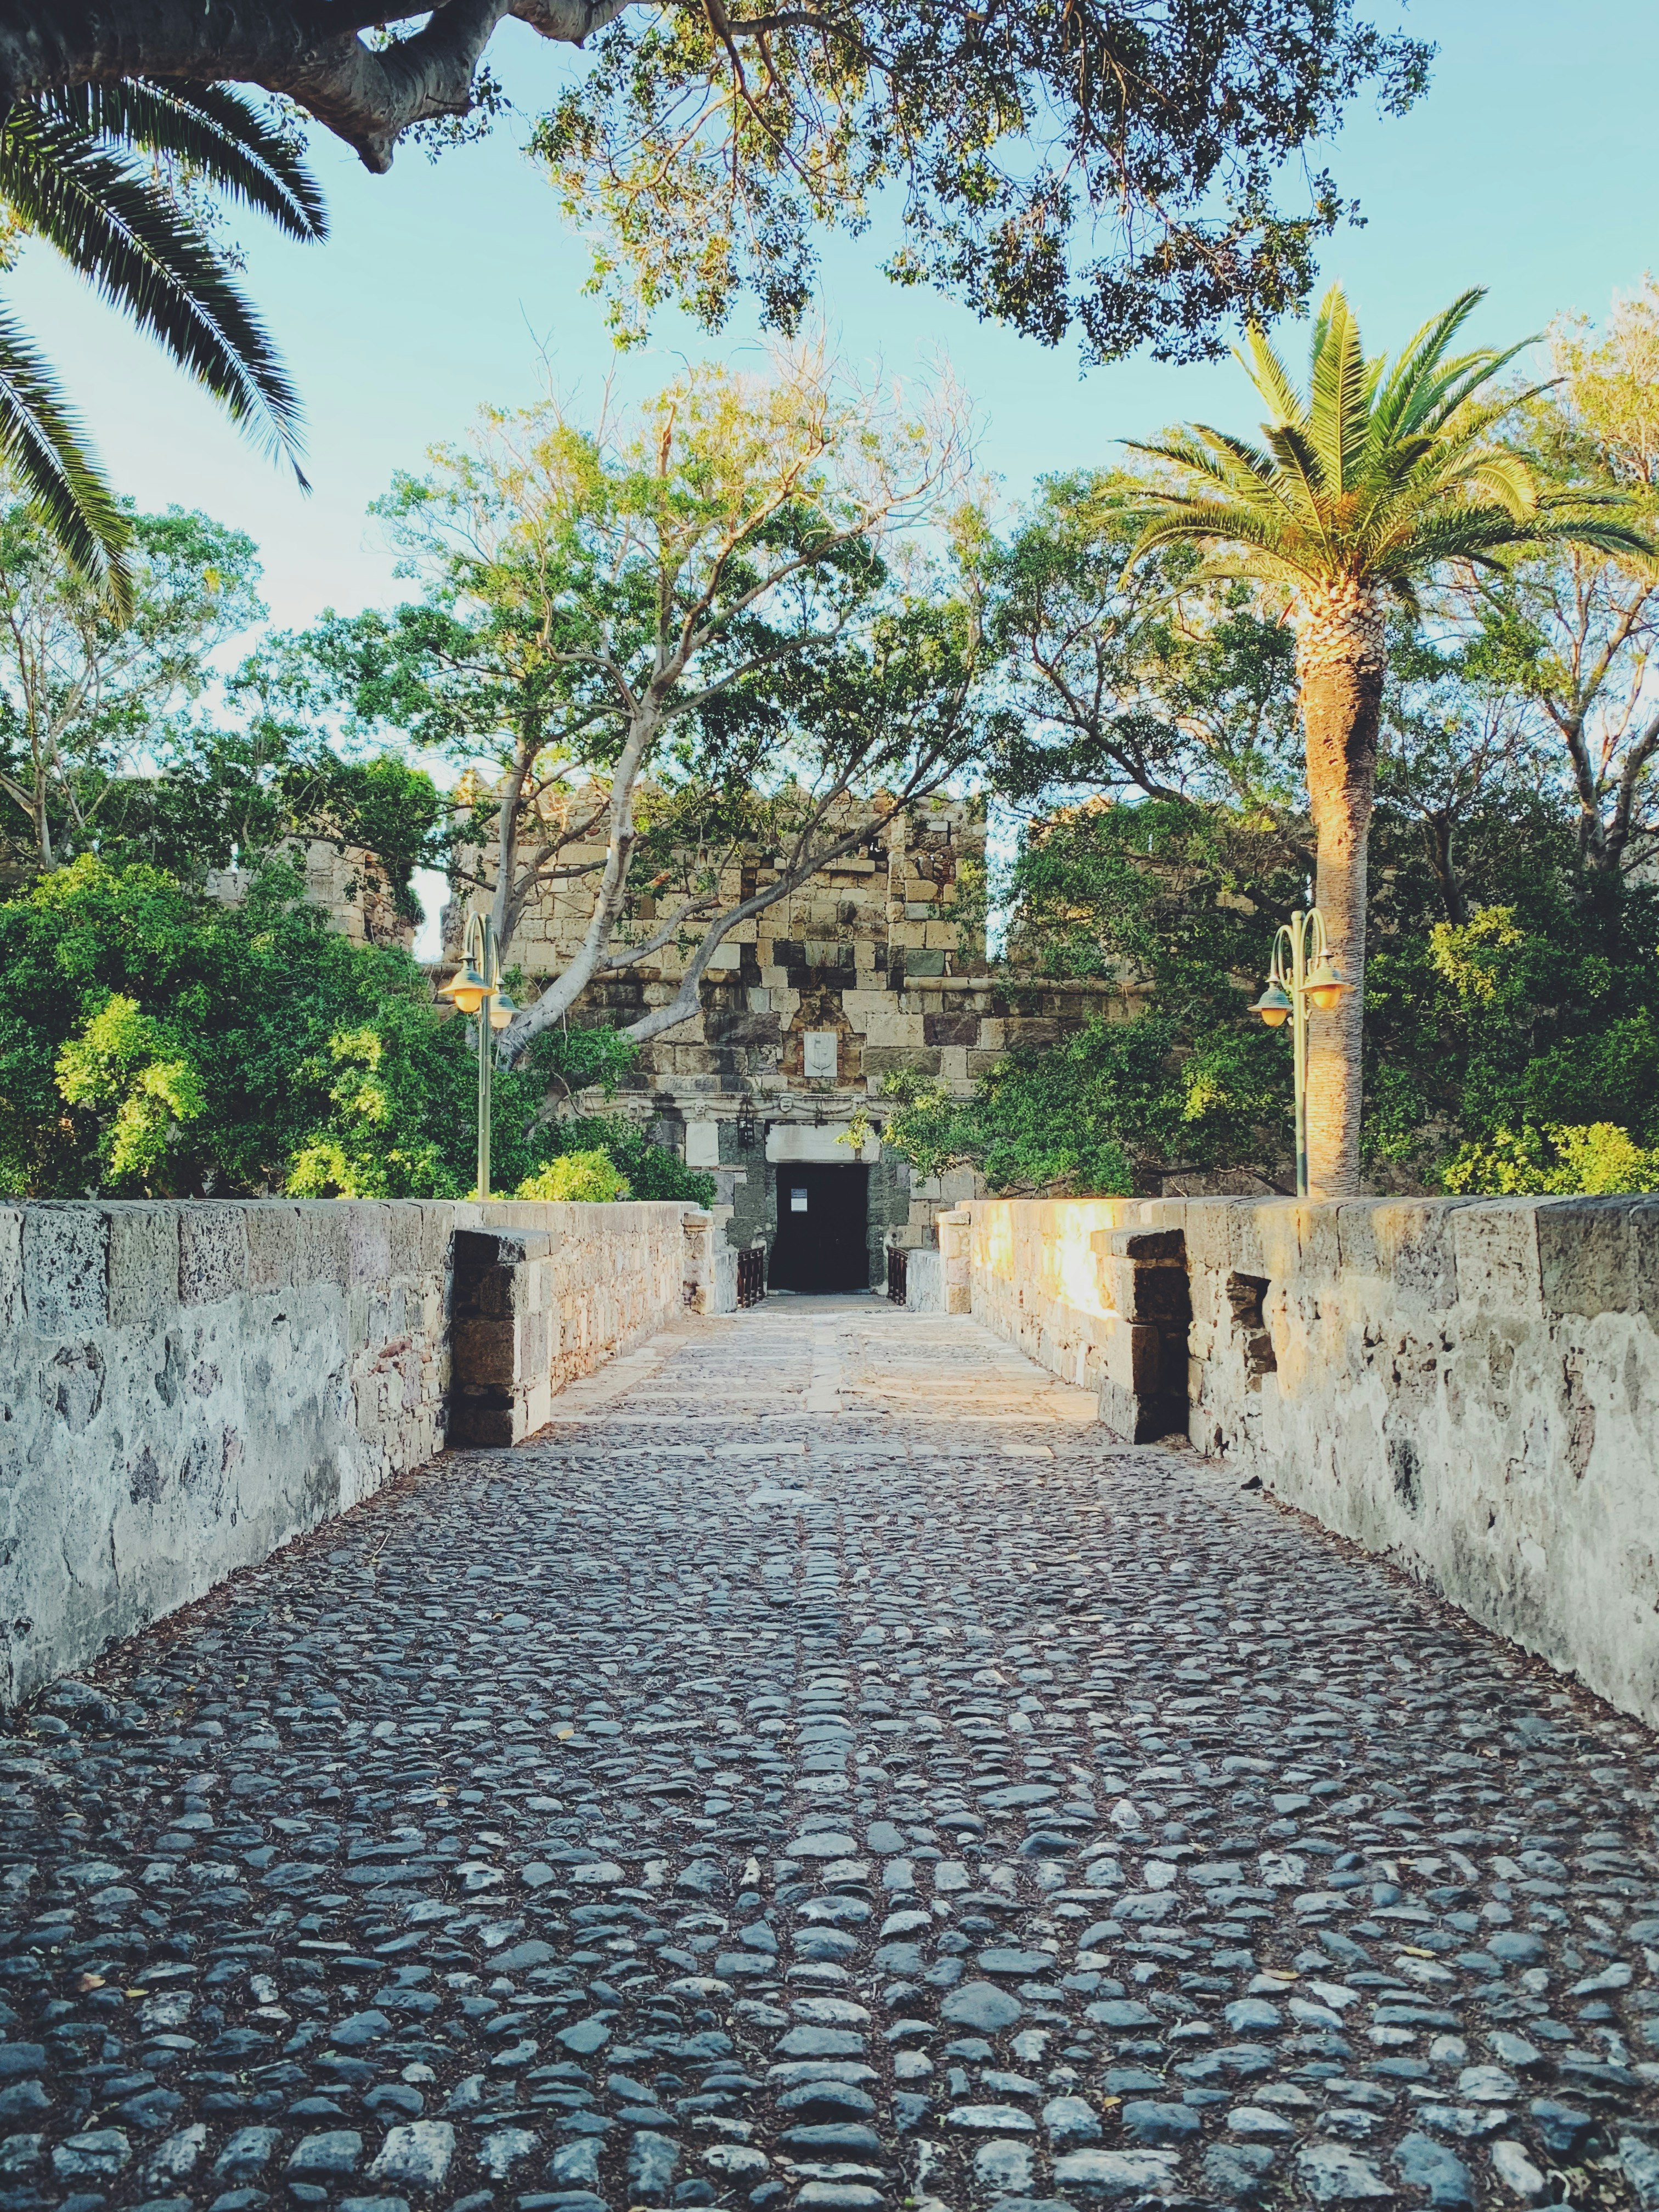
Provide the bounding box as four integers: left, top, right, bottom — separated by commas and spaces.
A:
4, 1299, 1658, 2211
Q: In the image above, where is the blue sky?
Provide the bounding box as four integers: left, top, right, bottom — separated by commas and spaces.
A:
16, 0, 1659, 640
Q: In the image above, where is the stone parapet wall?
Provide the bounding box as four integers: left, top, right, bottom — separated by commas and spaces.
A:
448, 1200, 700, 1445
959, 1193, 1659, 1728
1, 1198, 712, 1703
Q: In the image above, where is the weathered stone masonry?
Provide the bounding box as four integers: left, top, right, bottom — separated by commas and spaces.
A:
958, 1192, 1659, 1730
0, 1197, 719, 1705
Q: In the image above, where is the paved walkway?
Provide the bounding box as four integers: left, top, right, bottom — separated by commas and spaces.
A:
4, 1298, 1659, 2211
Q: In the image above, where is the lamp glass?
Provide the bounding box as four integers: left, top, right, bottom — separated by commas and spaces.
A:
1250, 981, 1293, 1028
1258, 1003, 1290, 1027
1306, 956, 1348, 1013
488, 991, 516, 1032
440, 960, 489, 1015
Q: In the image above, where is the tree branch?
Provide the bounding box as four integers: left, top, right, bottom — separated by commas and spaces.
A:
1, 0, 635, 171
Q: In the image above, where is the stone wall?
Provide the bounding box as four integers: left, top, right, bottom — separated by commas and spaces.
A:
1, 1198, 709, 1704
957, 1194, 1659, 1728
449, 1201, 714, 1446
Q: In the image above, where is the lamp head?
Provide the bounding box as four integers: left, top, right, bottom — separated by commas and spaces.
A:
1306, 955, 1350, 1013
439, 957, 490, 1016
487, 990, 517, 1033
1251, 980, 1293, 1028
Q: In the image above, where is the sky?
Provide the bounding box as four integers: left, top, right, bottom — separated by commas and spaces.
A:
13, 0, 1658, 945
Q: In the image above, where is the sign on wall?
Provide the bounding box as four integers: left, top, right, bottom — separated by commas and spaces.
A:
803, 1030, 839, 1079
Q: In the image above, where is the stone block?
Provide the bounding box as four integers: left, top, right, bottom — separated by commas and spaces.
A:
1452, 1201, 1542, 1312
924, 1012, 978, 1047
295, 1204, 352, 1288
1335, 1202, 1382, 1277
865, 1046, 941, 1077
109, 1205, 182, 1327
1286, 1203, 1336, 1280
1378, 1201, 1460, 1311
386, 1202, 428, 1280
1101, 1316, 1163, 1396
1180, 1201, 1233, 1275
1537, 1198, 1637, 1318
178, 1205, 250, 1306
245, 1203, 301, 1293
22, 1204, 109, 1333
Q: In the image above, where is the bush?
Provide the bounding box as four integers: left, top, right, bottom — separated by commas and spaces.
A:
1442, 1121, 1659, 1197
0, 856, 698, 1202
516, 1149, 631, 1202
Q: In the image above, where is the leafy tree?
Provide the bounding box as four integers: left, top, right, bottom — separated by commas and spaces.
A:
1446, 281, 1659, 883
319, 351, 985, 1060
986, 470, 1304, 839
1121, 284, 1649, 1197
0, 80, 323, 596
882, 793, 1296, 1193
0, 500, 264, 871
0, 853, 698, 1200
5, 7, 1429, 373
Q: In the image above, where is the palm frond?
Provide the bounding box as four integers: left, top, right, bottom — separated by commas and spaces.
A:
0, 304, 131, 607
1237, 321, 1307, 432
1307, 287, 1378, 495
1259, 419, 1335, 544
37, 80, 326, 242
1124, 430, 1285, 507
1121, 501, 1318, 584
0, 105, 308, 481
1369, 289, 1487, 444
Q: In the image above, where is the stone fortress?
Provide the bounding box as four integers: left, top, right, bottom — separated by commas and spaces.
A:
441, 794, 1139, 1288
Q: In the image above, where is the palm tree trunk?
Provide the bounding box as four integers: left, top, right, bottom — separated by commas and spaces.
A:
1297, 580, 1385, 1199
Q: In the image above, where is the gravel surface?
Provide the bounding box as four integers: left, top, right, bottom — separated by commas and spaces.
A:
3, 1295, 1658, 2211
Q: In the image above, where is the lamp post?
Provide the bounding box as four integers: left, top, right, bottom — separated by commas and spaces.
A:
438, 913, 517, 1200
1250, 908, 1351, 1200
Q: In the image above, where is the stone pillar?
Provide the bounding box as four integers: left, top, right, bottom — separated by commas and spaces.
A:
938, 1208, 973, 1314
1094, 1226, 1190, 1443
681, 1206, 736, 1314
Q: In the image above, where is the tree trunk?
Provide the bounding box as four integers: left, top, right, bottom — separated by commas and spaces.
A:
1296, 579, 1385, 1200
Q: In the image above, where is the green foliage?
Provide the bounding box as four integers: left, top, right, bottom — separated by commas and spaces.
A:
516, 1148, 631, 1203
1442, 1122, 1659, 1198
532, 2, 1428, 362
548, 1114, 716, 1207
0, 855, 690, 1202
54, 991, 204, 1185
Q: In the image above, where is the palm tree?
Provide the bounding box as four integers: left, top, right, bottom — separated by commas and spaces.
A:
1124, 284, 1650, 1197
0, 78, 325, 607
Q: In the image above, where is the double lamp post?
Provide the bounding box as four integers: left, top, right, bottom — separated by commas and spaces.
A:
439, 913, 516, 1200
1249, 907, 1351, 1200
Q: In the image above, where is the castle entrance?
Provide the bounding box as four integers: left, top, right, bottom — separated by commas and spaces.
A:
769, 1163, 871, 1292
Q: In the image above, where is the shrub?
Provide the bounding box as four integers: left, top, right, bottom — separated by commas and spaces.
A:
516, 1149, 631, 1203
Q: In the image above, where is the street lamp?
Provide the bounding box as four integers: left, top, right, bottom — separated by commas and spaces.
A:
438, 912, 516, 1199
1250, 907, 1351, 1199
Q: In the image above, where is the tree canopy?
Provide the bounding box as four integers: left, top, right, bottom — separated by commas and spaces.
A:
318, 349, 988, 1060
9, 2, 1430, 366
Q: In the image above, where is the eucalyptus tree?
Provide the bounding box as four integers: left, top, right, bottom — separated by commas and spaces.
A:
1453, 281, 1659, 884
319, 348, 985, 1060
1123, 285, 1649, 1197
6, 3, 1428, 370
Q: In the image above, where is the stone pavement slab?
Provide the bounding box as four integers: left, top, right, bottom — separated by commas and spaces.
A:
2, 1295, 1657, 2209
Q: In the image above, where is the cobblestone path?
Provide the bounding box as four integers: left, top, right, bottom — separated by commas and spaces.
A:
5, 1297, 1659, 2212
